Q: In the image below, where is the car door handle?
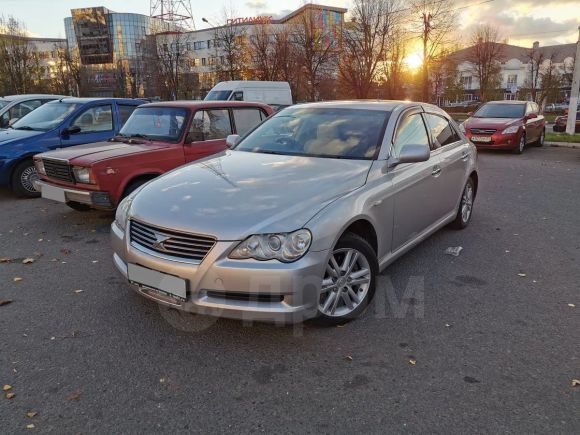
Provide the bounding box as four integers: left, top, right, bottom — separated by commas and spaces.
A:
432, 166, 442, 176
461, 151, 469, 161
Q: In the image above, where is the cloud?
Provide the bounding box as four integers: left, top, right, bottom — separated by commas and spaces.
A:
245, 0, 267, 9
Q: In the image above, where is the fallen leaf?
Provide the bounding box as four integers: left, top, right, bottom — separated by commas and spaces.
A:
73, 289, 84, 294
408, 358, 417, 365
0, 299, 13, 306
444, 246, 463, 257
445, 323, 452, 327
67, 390, 81, 401
37, 239, 43, 242
13, 277, 23, 282
345, 355, 353, 361
3, 385, 12, 391
5, 392, 15, 399
572, 379, 580, 387
92, 260, 99, 264
26, 411, 37, 418
26, 424, 35, 429
517, 273, 526, 277
60, 248, 71, 255
0, 257, 11, 263
22, 258, 35, 264
568, 304, 576, 308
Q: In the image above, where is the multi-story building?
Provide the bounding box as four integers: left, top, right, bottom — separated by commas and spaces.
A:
447, 41, 576, 105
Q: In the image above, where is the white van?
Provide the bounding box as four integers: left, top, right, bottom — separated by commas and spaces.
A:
205, 81, 292, 110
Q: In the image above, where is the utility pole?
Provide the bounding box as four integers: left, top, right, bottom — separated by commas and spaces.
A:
422, 12, 432, 103
566, 26, 580, 135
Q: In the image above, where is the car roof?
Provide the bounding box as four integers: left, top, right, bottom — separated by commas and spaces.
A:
140, 100, 272, 110
483, 100, 529, 105
0, 94, 66, 102
46, 97, 145, 104
285, 100, 446, 114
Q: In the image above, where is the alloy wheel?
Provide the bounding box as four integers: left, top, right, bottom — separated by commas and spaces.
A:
461, 183, 474, 223
20, 166, 39, 193
319, 248, 371, 317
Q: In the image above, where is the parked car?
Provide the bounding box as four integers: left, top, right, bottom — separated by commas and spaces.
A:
460, 100, 545, 154
205, 81, 292, 111
0, 97, 145, 197
0, 94, 66, 129
553, 111, 580, 133
111, 101, 478, 324
34, 101, 273, 211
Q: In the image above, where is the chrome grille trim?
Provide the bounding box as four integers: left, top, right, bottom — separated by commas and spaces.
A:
130, 219, 216, 262
470, 128, 496, 135
43, 158, 74, 183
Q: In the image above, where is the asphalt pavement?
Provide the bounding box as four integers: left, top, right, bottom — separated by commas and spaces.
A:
1, 146, 579, 434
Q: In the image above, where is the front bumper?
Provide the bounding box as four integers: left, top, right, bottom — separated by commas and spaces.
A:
468, 132, 520, 150
111, 221, 328, 323
34, 180, 113, 209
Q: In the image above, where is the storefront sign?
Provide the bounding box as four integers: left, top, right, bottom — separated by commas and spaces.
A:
227, 16, 273, 25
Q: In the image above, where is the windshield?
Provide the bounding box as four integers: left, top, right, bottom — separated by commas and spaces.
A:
474, 103, 525, 118
119, 107, 188, 142
0, 99, 9, 110
11, 102, 79, 131
205, 90, 232, 101
235, 107, 389, 159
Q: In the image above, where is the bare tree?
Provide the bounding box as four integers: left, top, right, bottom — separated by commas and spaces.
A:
50, 43, 81, 96
293, 7, 339, 101
410, 0, 458, 102
467, 24, 505, 103
338, 0, 402, 99
213, 15, 249, 81
380, 27, 407, 99
249, 23, 279, 81
0, 15, 45, 94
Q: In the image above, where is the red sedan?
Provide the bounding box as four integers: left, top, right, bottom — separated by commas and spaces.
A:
461, 100, 545, 154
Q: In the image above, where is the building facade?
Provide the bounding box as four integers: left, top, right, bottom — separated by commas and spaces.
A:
447, 42, 576, 105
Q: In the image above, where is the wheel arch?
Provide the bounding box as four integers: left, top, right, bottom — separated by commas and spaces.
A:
340, 218, 378, 255
120, 172, 160, 198
6, 153, 38, 187
469, 170, 479, 197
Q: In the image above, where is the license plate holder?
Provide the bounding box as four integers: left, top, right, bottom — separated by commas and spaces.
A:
127, 263, 187, 301
41, 184, 66, 202
471, 135, 492, 143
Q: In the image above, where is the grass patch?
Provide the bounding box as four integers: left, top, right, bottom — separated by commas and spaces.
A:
545, 132, 580, 143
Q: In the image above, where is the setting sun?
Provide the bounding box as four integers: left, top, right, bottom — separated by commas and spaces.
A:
404, 52, 423, 70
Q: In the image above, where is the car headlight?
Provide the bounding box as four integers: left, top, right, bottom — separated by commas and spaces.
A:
502, 125, 520, 135
115, 190, 139, 231
72, 166, 94, 184
229, 229, 312, 263
34, 158, 46, 175
458, 123, 466, 134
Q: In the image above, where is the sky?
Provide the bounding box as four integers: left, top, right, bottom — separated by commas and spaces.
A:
1, 0, 579, 48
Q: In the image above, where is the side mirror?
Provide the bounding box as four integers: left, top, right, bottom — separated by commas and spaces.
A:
226, 134, 240, 148
387, 144, 430, 168
62, 125, 81, 136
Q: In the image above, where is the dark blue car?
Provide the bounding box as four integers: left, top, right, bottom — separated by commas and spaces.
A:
0, 97, 145, 197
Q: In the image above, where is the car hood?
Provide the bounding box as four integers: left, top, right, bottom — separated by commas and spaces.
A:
0, 128, 42, 144
39, 141, 170, 164
464, 118, 521, 130
130, 150, 372, 241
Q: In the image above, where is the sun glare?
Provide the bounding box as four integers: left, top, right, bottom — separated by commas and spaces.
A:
404, 53, 423, 70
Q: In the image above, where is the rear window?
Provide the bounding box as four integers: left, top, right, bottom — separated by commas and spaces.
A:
474, 104, 525, 118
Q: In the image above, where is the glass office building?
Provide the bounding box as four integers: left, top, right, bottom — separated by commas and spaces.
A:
64, 7, 166, 97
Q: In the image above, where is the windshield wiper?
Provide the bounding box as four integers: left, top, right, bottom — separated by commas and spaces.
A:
15, 126, 37, 131
128, 134, 152, 140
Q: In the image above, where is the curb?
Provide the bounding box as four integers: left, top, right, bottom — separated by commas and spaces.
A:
546, 141, 580, 150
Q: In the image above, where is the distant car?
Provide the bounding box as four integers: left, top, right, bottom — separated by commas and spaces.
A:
553, 111, 580, 133
0, 97, 145, 197
0, 94, 66, 129
205, 81, 292, 110
111, 101, 478, 324
34, 101, 273, 211
460, 100, 546, 154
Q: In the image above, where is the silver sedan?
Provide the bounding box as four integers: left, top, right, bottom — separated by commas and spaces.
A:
111, 101, 478, 324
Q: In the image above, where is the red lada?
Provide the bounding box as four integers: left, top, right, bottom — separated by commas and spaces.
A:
33, 101, 273, 210
461, 100, 545, 154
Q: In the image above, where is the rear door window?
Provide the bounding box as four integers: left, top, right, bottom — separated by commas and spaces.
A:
190, 109, 232, 141
424, 113, 461, 149
233, 108, 263, 136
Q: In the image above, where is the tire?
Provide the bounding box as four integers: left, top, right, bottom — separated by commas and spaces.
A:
534, 129, 545, 147
66, 201, 92, 212
11, 160, 40, 198
513, 133, 525, 154
315, 233, 378, 325
450, 177, 475, 230
122, 178, 152, 200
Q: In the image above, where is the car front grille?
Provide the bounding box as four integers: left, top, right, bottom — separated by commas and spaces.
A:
130, 219, 216, 262
470, 128, 496, 135
43, 158, 74, 183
